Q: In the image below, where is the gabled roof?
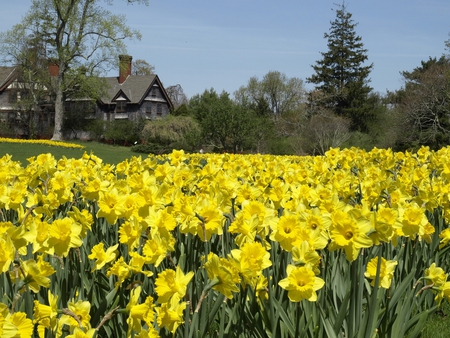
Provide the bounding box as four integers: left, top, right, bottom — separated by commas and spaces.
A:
0, 66, 18, 91
100, 74, 173, 109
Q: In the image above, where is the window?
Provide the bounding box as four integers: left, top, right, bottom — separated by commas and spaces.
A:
145, 101, 152, 113
64, 101, 95, 113
9, 90, 19, 103
157, 103, 162, 115
116, 101, 127, 113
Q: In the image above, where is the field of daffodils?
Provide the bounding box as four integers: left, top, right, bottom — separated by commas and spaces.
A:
1, 145, 450, 337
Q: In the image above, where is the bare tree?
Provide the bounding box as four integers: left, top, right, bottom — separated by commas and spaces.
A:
166, 84, 188, 110
236, 71, 306, 120
395, 56, 450, 149
132, 59, 155, 75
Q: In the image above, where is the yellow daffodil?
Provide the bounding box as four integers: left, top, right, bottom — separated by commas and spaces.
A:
97, 188, 127, 225
439, 228, 450, 249
399, 203, 429, 239
47, 217, 83, 257
126, 285, 156, 335
155, 296, 186, 335
229, 241, 272, 286
145, 207, 177, 239
128, 252, 154, 277
155, 266, 194, 303
13, 256, 56, 293
65, 327, 96, 338
424, 263, 447, 288
370, 207, 398, 245
364, 257, 397, 289
59, 300, 91, 330
328, 209, 373, 261
433, 281, 450, 305
195, 201, 224, 242
6, 311, 34, 338
88, 243, 119, 271
67, 206, 93, 238
33, 291, 59, 333
228, 214, 259, 248
107, 257, 131, 288
291, 241, 321, 275
0, 235, 15, 273
278, 265, 325, 302
129, 295, 155, 332
270, 214, 303, 252
204, 253, 240, 299
142, 232, 175, 267
135, 326, 160, 338
0, 137, 84, 149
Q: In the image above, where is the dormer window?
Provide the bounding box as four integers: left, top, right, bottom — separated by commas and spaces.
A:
116, 101, 127, 113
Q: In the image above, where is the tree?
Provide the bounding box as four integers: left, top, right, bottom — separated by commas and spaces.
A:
2, 33, 51, 138
307, 2, 373, 132
235, 71, 306, 152
393, 56, 450, 149
189, 89, 259, 152
235, 71, 306, 119
132, 59, 155, 75
140, 115, 201, 153
0, 0, 141, 140
299, 112, 351, 155
166, 84, 189, 111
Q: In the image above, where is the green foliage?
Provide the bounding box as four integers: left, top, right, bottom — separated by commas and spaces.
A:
171, 103, 190, 116
189, 89, 261, 152
103, 119, 145, 145
0, 123, 15, 138
131, 143, 178, 155
307, 3, 373, 132
141, 115, 201, 151
85, 120, 106, 142
130, 144, 158, 154
265, 136, 294, 155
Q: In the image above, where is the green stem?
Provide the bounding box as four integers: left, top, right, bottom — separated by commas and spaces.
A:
189, 278, 220, 338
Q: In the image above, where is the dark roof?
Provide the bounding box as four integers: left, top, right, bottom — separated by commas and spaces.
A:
101, 74, 157, 104
0, 66, 17, 91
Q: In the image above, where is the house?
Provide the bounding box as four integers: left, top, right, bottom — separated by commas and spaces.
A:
0, 65, 54, 137
66, 55, 173, 122
0, 66, 19, 129
0, 55, 173, 138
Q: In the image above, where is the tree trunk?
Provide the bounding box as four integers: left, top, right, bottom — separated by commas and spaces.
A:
51, 73, 64, 141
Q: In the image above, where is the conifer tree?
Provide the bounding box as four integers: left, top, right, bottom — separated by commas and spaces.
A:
307, 3, 373, 132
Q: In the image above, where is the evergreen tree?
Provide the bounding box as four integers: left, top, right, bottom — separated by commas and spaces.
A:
307, 3, 373, 132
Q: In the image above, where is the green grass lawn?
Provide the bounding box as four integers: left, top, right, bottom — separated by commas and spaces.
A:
0, 140, 138, 165
419, 302, 450, 338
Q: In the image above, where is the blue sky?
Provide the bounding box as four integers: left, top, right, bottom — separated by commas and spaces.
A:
1, 0, 449, 98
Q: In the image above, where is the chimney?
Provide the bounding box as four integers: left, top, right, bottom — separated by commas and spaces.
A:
48, 59, 59, 77
119, 55, 132, 84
